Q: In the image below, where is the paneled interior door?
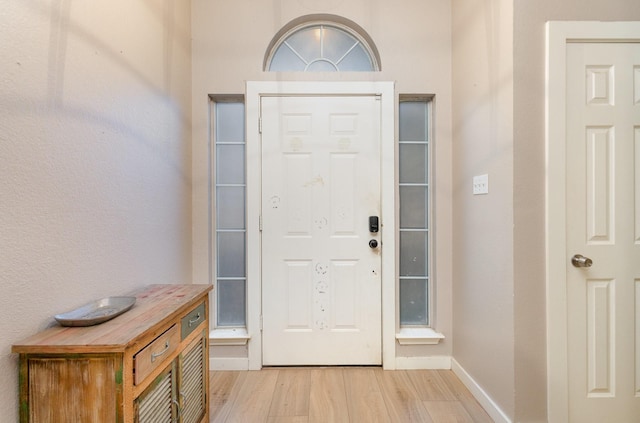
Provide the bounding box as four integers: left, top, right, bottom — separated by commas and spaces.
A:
565, 42, 640, 421
261, 95, 382, 365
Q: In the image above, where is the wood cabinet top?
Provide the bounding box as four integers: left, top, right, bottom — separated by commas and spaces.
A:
12, 284, 212, 354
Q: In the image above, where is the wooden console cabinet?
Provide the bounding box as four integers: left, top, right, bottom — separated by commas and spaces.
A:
12, 284, 212, 423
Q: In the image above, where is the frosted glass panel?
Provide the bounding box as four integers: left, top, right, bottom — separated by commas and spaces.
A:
216, 144, 245, 184
217, 232, 245, 277
400, 279, 428, 325
399, 102, 428, 141
270, 44, 307, 72
400, 231, 428, 276
217, 280, 246, 326
323, 28, 358, 63
214, 100, 247, 329
216, 186, 245, 230
338, 45, 373, 71
399, 144, 427, 184
216, 103, 245, 142
267, 23, 377, 72
307, 60, 338, 72
398, 98, 431, 328
286, 27, 322, 61
400, 186, 428, 229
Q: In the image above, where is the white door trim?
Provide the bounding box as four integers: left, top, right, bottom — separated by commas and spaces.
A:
545, 21, 640, 423
245, 81, 396, 370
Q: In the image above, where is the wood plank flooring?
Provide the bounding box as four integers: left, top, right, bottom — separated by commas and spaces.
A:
210, 368, 494, 422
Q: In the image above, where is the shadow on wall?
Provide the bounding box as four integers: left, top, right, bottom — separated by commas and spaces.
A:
6, 0, 193, 180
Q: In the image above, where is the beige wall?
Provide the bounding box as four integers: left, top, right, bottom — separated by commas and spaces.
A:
452, 0, 515, 418
0, 1, 192, 419
451, 0, 640, 422
191, 0, 454, 359
513, 2, 640, 422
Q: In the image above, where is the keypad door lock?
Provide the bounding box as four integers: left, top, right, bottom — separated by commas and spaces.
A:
369, 216, 379, 233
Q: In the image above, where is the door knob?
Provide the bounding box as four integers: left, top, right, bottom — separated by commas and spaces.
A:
571, 254, 593, 268
369, 239, 378, 249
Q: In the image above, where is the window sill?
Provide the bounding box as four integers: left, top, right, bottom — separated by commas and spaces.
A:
210, 328, 250, 346
396, 328, 445, 345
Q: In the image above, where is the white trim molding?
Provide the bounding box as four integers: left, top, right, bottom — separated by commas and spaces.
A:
452, 358, 511, 423
396, 327, 445, 345
395, 355, 451, 370
210, 357, 250, 371
210, 328, 250, 346
245, 81, 396, 370
546, 21, 640, 423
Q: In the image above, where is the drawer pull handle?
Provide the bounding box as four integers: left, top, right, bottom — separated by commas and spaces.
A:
151, 340, 170, 362
188, 313, 202, 327
173, 398, 182, 419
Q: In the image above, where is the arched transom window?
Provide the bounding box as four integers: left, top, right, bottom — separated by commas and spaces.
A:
264, 15, 381, 72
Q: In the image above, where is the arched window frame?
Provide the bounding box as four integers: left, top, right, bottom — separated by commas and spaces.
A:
263, 14, 381, 72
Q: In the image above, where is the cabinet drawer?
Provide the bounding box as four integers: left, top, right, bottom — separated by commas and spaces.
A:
181, 301, 206, 340
134, 325, 179, 385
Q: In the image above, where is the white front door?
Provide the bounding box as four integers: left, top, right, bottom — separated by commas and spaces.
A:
565, 41, 640, 421
260, 95, 382, 365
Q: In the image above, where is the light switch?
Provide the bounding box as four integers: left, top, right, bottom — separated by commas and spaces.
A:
473, 174, 489, 195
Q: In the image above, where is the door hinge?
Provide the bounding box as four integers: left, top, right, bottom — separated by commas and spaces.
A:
259, 214, 263, 232
260, 315, 263, 331
258, 117, 262, 134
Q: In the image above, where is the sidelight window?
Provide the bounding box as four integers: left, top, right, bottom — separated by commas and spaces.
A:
212, 99, 246, 328
399, 98, 431, 327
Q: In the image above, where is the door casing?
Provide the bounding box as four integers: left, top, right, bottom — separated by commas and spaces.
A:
246, 81, 396, 370
546, 21, 640, 423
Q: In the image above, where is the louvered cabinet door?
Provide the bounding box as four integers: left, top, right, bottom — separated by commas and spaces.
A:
12, 285, 212, 423
135, 362, 177, 423
179, 335, 206, 423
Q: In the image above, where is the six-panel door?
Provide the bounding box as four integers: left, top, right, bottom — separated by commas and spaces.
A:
261, 95, 382, 365
566, 42, 640, 421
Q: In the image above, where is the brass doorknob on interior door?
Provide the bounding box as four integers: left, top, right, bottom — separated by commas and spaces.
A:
571, 254, 593, 268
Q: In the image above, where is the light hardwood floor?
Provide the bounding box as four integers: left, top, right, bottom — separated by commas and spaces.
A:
210, 368, 494, 422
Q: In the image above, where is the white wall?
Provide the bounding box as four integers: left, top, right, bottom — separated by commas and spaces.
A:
191, 0, 453, 360
0, 1, 192, 420
452, 0, 515, 419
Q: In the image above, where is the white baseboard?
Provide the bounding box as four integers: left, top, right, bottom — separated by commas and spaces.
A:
210, 357, 249, 371
395, 355, 452, 369
451, 358, 512, 423
210, 355, 452, 371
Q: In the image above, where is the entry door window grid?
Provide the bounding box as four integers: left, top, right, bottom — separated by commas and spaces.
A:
399, 99, 431, 327
267, 24, 377, 72
213, 100, 246, 327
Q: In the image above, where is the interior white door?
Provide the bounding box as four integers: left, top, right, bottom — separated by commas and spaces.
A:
566, 42, 640, 421
261, 95, 381, 365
